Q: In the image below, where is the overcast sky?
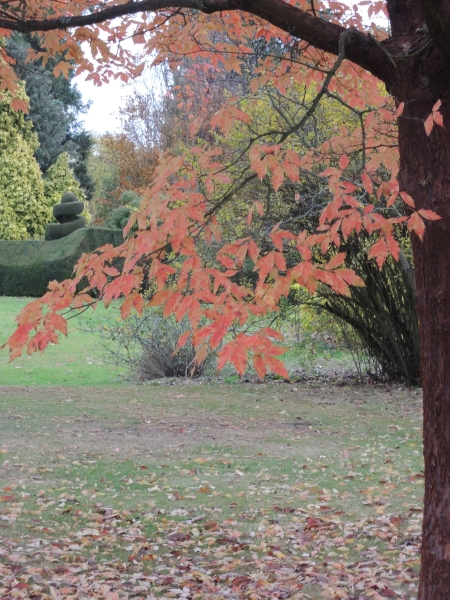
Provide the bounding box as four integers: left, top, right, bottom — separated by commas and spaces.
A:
75, 74, 128, 135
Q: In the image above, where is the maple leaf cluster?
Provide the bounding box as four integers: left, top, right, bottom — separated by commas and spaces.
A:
0, 1, 442, 378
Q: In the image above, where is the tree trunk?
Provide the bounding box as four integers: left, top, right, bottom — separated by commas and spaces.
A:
396, 67, 450, 598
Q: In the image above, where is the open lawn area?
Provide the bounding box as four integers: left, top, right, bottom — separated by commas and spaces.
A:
0, 297, 123, 387
0, 298, 423, 599
0, 382, 423, 599
0, 297, 354, 387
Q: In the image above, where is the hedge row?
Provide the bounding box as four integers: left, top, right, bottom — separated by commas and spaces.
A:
0, 227, 123, 297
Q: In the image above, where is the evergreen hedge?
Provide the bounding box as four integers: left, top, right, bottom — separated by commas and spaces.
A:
0, 227, 122, 297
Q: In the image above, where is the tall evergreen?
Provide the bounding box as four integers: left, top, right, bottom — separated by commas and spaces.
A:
0, 90, 48, 240
7, 34, 94, 199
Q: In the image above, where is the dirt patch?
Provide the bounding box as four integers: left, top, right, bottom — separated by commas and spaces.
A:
0, 382, 421, 470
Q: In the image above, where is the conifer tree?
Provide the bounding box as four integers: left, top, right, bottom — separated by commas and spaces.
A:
0, 91, 47, 240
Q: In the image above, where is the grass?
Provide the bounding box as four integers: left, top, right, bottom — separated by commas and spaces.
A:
0, 382, 423, 598
1, 297, 358, 387
282, 338, 356, 376
0, 296, 125, 386
0, 297, 423, 597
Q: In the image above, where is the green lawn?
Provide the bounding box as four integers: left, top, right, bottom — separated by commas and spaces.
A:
0, 296, 124, 385
0, 296, 357, 386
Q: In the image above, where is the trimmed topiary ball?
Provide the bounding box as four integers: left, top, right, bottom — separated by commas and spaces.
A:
53, 201, 85, 220
61, 192, 79, 204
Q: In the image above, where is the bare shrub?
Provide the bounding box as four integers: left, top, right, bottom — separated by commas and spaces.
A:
99, 310, 216, 381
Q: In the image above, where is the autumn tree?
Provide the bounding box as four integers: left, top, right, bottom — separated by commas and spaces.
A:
1, 1, 450, 597
88, 132, 159, 224
224, 84, 419, 384
89, 64, 187, 222
118, 64, 181, 152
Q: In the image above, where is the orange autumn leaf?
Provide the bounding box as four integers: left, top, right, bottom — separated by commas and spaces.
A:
407, 212, 426, 240
368, 238, 390, 268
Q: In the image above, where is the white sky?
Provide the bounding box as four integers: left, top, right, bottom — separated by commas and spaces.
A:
75, 74, 129, 135
75, 60, 166, 135
73, 29, 144, 135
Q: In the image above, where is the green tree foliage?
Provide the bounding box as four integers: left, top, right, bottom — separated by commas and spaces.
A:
87, 136, 121, 222
70, 130, 95, 201
44, 153, 84, 205
104, 191, 141, 230
6, 33, 94, 199
0, 92, 48, 240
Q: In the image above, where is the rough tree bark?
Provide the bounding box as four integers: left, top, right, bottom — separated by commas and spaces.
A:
2, 0, 450, 595
389, 1, 450, 596
397, 77, 450, 600
407, 129, 450, 599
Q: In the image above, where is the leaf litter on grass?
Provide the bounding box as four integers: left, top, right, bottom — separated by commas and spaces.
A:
0, 382, 423, 599
0, 497, 421, 599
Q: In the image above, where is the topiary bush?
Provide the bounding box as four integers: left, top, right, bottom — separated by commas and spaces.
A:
45, 192, 86, 240
43, 153, 91, 225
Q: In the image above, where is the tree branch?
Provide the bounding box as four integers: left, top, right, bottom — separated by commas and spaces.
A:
225, 0, 391, 82
399, 249, 416, 293
0, 0, 392, 84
